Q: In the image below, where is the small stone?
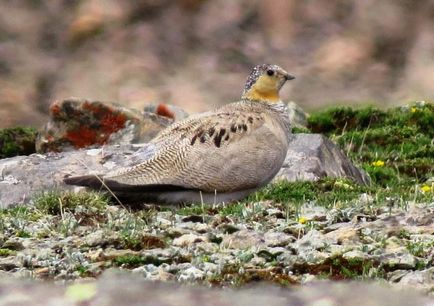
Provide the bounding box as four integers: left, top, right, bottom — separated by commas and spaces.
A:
382, 251, 417, 270
264, 231, 294, 247
84, 230, 118, 247
0, 257, 19, 271
201, 262, 218, 274
325, 227, 360, 245
395, 267, 434, 294
196, 242, 219, 253
2, 238, 25, 251
178, 266, 205, 282
34, 267, 50, 279
388, 270, 410, 283
342, 250, 367, 261
221, 230, 265, 249
297, 250, 330, 265
295, 230, 335, 251
173, 234, 207, 247
101, 249, 140, 260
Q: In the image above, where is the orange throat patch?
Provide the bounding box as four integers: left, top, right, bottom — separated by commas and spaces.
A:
244, 88, 280, 102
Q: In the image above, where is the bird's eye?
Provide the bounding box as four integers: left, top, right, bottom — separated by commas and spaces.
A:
266, 69, 274, 76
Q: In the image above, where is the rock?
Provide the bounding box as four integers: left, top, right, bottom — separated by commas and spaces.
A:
0, 143, 152, 207
274, 134, 370, 185
295, 230, 334, 251
221, 230, 265, 249
143, 103, 189, 121
101, 249, 140, 261
0, 257, 19, 271
0, 133, 368, 207
382, 251, 417, 270
172, 234, 207, 247
324, 227, 360, 245
264, 231, 294, 247
394, 267, 434, 294
2, 238, 25, 251
84, 230, 119, 247
36, 98, 172, 153
286, 101, 308, 128
342, 250, 368, 261
178, 266, 205, 282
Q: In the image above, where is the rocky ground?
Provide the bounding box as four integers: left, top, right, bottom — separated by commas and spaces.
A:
0, 101, 433, 303
0, 190, 433, 294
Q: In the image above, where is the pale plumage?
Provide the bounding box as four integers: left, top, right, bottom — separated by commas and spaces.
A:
64, 64, 295, 205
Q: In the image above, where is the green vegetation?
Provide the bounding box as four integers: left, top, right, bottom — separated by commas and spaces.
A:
307, 101, 434, 187
34, 191, 109, 215
0, 127, 37, 158
0, 249, 17, 257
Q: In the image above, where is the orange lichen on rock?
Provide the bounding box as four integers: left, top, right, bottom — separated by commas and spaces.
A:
156, 103, 175, 119
66, 126, 98, 148
100, 112, 127, 134
49, 102, 62, 118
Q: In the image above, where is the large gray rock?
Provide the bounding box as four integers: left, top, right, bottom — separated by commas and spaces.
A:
275, 134, 369, 185
0, 134, 368, 208
0, 272, 430, 306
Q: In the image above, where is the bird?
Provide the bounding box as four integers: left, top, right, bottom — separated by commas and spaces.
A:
64, 64, 295, 205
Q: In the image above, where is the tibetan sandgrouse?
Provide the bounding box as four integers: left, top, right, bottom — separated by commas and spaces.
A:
64, 64, 295, 205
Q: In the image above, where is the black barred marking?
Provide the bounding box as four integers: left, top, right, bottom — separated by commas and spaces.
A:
230, 124, 237, 133
242, 124, 248, 131
208, 127, 215, 137
225, 134, 229, 141
214, 135, 222, 148
200, 135, 206, 143
191, 135, 198, 145
248, 116, 254, 123
213, 128, 226, 148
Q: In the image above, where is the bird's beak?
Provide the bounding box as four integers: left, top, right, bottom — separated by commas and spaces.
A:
285, 73, 295, 81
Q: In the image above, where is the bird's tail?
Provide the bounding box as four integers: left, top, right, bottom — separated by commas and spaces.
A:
64, 174, 105, 189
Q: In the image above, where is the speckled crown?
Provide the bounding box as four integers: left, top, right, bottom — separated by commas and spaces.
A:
242, 64, 283, 95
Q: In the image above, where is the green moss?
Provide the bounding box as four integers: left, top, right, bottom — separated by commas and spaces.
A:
0, 127, 37, 158
0, 248, 17, 257
292, 126, 311, 134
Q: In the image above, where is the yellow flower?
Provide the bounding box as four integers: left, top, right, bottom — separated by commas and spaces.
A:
411, 107, 417, 113
372, 160, 385, 167
421, 185, 432, 193
298, 217, 308, 224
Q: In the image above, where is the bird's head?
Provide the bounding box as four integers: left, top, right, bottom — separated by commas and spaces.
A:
241, 64, 295, 103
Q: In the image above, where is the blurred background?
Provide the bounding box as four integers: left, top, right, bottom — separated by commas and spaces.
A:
0, 0, 433, 127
